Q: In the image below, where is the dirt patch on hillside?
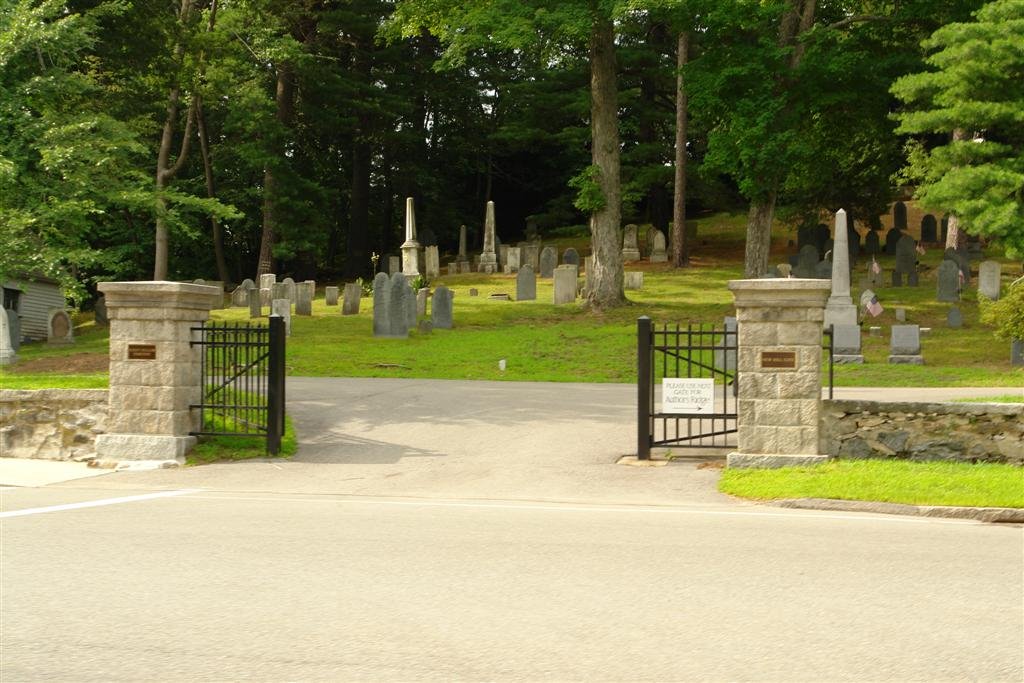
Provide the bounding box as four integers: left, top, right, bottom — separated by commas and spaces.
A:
13, 353, 108, 374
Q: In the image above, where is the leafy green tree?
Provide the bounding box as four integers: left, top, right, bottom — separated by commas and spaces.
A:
892, 0, 1024, 259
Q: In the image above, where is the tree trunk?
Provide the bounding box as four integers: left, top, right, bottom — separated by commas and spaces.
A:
584, 14, 625, 310
153, 0, 196, 280
741, 0, 817, 277
195, 96, 229, 284
745, 191, 777, 277
346, 140, 372, 277
944, 128, 967, 250
256, 64, 294, 277
671, 30, 689, 268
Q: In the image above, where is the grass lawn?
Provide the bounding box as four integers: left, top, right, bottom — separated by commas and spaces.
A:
719, 459, 1024, 508
188, 416, 298, 465
3, 211, 1021, 389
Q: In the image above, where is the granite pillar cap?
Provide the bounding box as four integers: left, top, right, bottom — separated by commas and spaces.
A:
98, 281, 222, 311
728, 278, 831, 308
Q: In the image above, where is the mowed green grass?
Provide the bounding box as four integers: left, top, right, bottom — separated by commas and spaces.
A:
719, 459, 1024, 508
2, 212, 1021, 388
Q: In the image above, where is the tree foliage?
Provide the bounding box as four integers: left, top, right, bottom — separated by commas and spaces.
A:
893, 0, 1024, 258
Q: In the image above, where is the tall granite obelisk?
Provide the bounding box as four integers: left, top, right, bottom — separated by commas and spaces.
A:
479, 201, 498, 274
824, 209, 858, 329
400, 197, 421, 278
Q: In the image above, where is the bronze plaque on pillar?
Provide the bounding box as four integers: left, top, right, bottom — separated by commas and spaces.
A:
127, 344, 157, 360
761, 351, 796, 368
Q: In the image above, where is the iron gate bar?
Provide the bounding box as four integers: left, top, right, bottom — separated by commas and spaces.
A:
189, 315, 285, 454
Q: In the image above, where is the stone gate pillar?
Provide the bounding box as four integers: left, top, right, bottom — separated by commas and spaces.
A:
727, 279, 831, 469
95, 282, 220, 467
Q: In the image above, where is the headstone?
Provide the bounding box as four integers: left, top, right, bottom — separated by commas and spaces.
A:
893, 201, 907, 230
624, 271, 644, 290
522, 243, 541, 271
793, 245, 819, 278
447, 264, 458, 277
469, 288, 478, 297
645, 225, 660, 256
869, 326, 881, 337
832, 324, 863, 364
499, 244, 510, 270
480, 200, 498, 273
516, 264, 537, 301
402, 276, 416, 330
417, 320, 433, 334
425, 246, 440, 279
777, 263, 792, 278
713, 317, 737, 373
846, 222, 861, 262
271, 299, 292, 336
824, 209, 858, 329
978, 260, 1001, 300
489, 292, 510, 301
814, 259, 832, 279
94, 295, 108, 325
44, 309, 73, 344
248, 288, 262, 319
949, 247, 971, 284
539, 247, 557, 278
562, 248, 580, 267
622, 224, 641, 261
884, 228, 902, 255
230, 281, 254, 307
205, 281, 226, 309
863, 230, 880, 256
295, 281, 313, 316
967, 235, 983, 258
947, 306, 963, 329
259, 273, 276, 291
432, 286, 453, 329
325, 286, 339, 306
895, 307, 906, 322
416, 288, 429, 318
649, 230, 668, 263
281, 277, 296, 302
457, 225, 468, 260
889, 324, 923, 364
583, 256, 593, 296
342, 283, 361, 315
936, 259, 960, 302
271, 282, 289, 305
921, 214, 938, 243
400, 197, 421, 277
372, 273, 391, 336
553, 265, 578, 305
459, 262, 471, 274
893, 234, 918, 286
260, 288, 271, 307
388, 255, 401, 275
0, 307, 17, 365
506, 247, 521, 274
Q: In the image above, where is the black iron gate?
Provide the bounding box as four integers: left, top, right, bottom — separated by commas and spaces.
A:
638, 317, 836, 460
637, 316, 738, 460
190, 315, 286, 454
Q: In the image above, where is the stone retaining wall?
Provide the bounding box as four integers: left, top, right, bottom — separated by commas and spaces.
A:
821, 399, 1023, 465
0, 389, 108, 462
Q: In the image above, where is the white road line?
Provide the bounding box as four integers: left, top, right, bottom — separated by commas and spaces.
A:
185, 494, 974, 525
0, 489, 201, 519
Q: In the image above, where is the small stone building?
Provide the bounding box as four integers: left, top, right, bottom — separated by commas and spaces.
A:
2, 275, 66, 343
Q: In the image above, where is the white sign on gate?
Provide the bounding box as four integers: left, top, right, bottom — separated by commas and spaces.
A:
662, 378, 715, 414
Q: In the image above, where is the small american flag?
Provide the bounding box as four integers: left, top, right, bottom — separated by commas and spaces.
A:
871, 258, 881, 275
958, 270, 965, 286
866, 295, 883, 317
915, 244, 926, 256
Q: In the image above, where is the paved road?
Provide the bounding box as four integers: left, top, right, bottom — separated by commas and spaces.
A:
2, 379, 1021, 680
2, 487, 1021, 681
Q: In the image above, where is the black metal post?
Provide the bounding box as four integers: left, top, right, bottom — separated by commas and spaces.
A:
267, 315, 285, 455
637, 316, 652, 460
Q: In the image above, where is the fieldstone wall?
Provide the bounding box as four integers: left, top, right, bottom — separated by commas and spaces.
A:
0, 389, 108, 462
821, 399, 1023, 465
